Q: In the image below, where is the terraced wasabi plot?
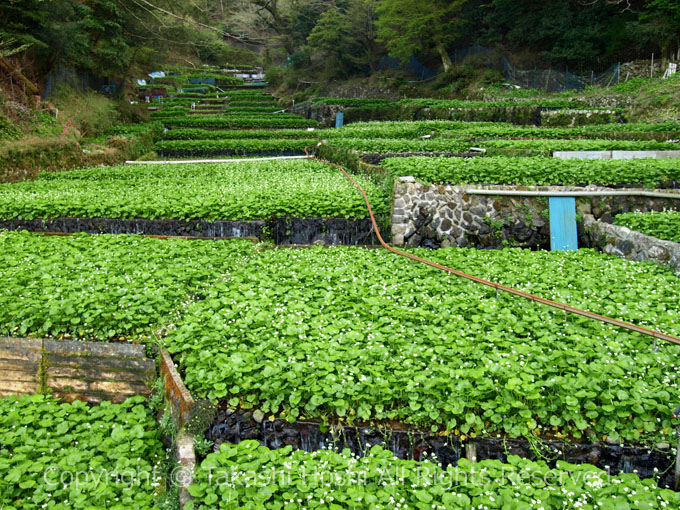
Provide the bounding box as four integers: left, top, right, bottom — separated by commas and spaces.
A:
327, 137, 471, 154
0, 394, 165, 510
0, 160, 389, 221
186, 441, 680, 510
477, 138, 679, 153
154, 138, 317, 157
162, 115, 317, 129
441, 120, 680, 140
0, 232, 257, 341
165, 247, 680, 444
381, 156, 680, 187
614, 210, 680, 243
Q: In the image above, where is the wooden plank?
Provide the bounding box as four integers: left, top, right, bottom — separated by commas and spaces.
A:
88, 381, 152, 395
0, 381, 40, 396
0, 337, 43, 362
47, 377, 89, 392
44, 339, 146, 358
57, 392, 140, 404
0, 368, 39, 383
48, 366, 154, 383
0, 337, 153, 402
49, 378, 151, 395
0, 359, 40, 373
160, 349, 194, 429
45, 353, 155, 372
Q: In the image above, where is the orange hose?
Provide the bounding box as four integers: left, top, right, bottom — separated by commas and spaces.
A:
306, 146, 680, 346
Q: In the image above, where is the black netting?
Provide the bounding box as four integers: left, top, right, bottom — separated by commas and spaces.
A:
377, 46, 620, 92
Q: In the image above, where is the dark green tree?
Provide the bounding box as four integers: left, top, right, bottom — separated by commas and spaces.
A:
306, 0, 380, 76
375, 0, 468, 71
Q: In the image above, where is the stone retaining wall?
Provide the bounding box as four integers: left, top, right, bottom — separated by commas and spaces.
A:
391, 179, 680, 249
540, 109, 622, 127
584, 216, 680, 273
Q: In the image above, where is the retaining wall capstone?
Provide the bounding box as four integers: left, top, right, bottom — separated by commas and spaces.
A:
391, 179, 680, 249
540, 109, 623, 127
584, 215, 680, 273
554, 150, 680, 160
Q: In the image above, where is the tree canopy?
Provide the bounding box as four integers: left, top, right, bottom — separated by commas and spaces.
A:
0, 0, 678, 84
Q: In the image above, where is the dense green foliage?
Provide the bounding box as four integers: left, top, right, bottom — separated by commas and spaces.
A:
154, 138, 316, 156
0, 394, 164, 509
442, 121, 680, 140
161, 129, 317, 141
478, 139, 679, 152
614, 210, 680, 243
165, 246, 680, 443
376, 0, 467, 71
381, 156, 680, 187
0, 0, 253, 82
328, 137, 471, 153
1, 0, 677, 89
316, 98, 596, 109
0, 231, 256, 340
162, 116, 318, 129
0, 160, 388, 221
187, 441, 680, 510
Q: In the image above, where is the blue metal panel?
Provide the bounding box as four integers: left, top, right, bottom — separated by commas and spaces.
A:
549, 197, 578, 251
335, 112, 344, 128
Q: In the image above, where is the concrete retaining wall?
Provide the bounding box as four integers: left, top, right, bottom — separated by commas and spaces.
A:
554, 151, 680, 160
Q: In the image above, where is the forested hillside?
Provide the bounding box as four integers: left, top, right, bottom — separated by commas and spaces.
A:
1, 0, 679, 86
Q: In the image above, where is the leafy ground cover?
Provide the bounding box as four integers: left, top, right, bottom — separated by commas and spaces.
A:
227, 100, 279, 107
225, 106, 282, 113
187, 441, 680, 510
165, 246, 680, 444
478, 138, 679, 152
225, 90, 273, 99
0, 160, 388, 221
381, 156, 680, 187
313, 97, 590, 109
157, 122, 679, 157
442, 122, 680, 140
160, 128, 318, 141
154, 138, 316, 156
614, 210, 680, 243
0, 394, 165, 510
327, 137, 471, 153
162, 116, 318, 129
160, 124, 460, 141
0, 232, 257, 341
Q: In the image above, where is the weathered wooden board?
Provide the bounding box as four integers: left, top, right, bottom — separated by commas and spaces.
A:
0, 337, 42, 396
0, 337, 155, 402
160, 349, 195, 429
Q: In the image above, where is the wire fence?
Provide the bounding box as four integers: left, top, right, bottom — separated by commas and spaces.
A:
378, 45, 621, 92
44, 66, 120, 99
